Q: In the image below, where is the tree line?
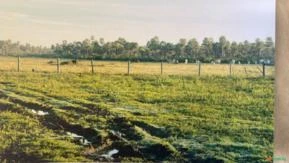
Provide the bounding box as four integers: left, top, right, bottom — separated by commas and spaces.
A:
0, 40, 51, 56
0, 36, 275, 64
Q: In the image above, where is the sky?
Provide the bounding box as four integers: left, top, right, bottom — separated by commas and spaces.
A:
0, 0, 275, 47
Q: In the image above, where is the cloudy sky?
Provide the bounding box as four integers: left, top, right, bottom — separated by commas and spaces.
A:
0, 0, 275, 46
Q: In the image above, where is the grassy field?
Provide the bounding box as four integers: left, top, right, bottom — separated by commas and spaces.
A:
0, 56, 274, 77
0, 57, 274, 162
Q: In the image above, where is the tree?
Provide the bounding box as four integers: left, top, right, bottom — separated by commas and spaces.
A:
230, 42, 239, 59
199, 37, 214, 61
185, 38, 199, 61
147, 36, 160, 56
218, 36, 231, 57
81, 39, 92, 59
175, 38, 187, 60
263, 37, 275, 61
254, 38, 265, 62
219, 36, 227, 57
72, 41, 82, 61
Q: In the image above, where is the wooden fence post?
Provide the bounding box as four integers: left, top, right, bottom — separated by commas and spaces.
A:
198, 62, 201, 76
262, 63, 266, 77
17, 56, 20, 72
57, 58, 60, 73
127, 60, 131, 75
91, 59, 94, 74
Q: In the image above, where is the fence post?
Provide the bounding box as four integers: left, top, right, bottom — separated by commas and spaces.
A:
161, 61, 163, 75
127, 60, 131, 75
198, 62, 201, 76
91, 59, 94, 74
17, 56, 20, 72
57, 58, 60, 73
262, 63, 266, 77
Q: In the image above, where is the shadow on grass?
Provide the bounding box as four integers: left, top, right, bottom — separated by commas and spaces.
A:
0, 143, 47, 163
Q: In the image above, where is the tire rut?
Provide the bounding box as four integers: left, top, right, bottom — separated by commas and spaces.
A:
0, 88, 181, 161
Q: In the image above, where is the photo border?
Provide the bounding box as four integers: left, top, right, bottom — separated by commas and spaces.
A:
274, 0, 289, 162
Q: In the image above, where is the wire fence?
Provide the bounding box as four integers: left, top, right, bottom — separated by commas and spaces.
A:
0, 56, 275, 77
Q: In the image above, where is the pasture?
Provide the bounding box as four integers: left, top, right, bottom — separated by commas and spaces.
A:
0, 57, 274, 162
0, 56, 274, 77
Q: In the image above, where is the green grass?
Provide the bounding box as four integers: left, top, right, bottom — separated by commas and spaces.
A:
0, 72, 273, 162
